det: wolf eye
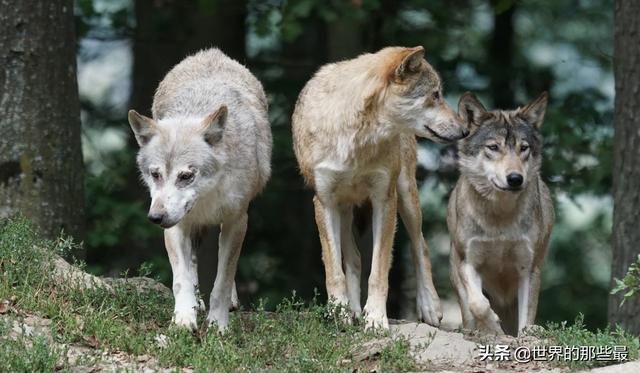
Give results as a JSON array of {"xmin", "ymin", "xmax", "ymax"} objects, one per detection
[
  {"xmin": 432, "ymin": 91, "xmax": 440, "ymax": 100},
  {"xmin": 486, "ymin": 144, "xmax": 499, "ymax": 151},
  {"xmin": 520, "ymin": 144, "xmax": 530, "ymax": 152},
  {"xmin": 178, "ymin": 172, "xmax": 194, "ymax": 182},
  {"xmin": 150, "ymin": 170, "xmax": 161, "ymax": 180}
]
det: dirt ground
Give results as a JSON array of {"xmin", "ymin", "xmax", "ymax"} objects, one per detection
[{"xmin": 1, "ymin": 264, "xmax": 636, "ymax": 372}]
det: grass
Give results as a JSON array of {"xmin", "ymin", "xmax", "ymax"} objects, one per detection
[
  {"xmin": 536, "ymin": 314, "xmax": 640, "ymax": 369},
  {"xmin": 0, "ymin": 317, "xmax": 67, "ymax": 372},
  {"xmin": 0, "ymin": 217, "xmax": 417, "ymax": 371}
]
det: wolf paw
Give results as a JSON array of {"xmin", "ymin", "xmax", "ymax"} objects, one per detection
[
  {"xmin": 325, "ymin": 299, "xmax": 353, "ymax": 325},
  {"xmin": 207, "ymin": 308, "xmax": 230, "ymax": 334},
  {"xmin": 363, "ymin": 305, "xmax": 389, "ymax": 330},
  {"xmin": 364, "ymin": 313, "xmax": 389, "ymax": 330},
  {"xmin": 416, "ymin": 290, "xmax": 443, "ymax": 327},
  {"xmin": 172, "ymin": 309, "xmax": 197, "ymax": 331}
]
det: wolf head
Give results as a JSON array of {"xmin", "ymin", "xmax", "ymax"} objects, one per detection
[
  {"xmin": 456, "ymin": 92, "xmax": 548, "ymax": 196},
  {"xmin": 377, "ymin": 46, "xmax": 468, "ymax": 143},
  {"xmin": 128, "ymin": 106, "xmax": 228, "ymax": 228}
]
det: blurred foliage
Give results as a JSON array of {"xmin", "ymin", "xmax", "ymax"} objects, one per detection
[
  {"xmin": 611, "ymin": 255, "xmax": 640, "ymax": 306},
  {"xmin": 75, "ymin": 0, "xmax": 614, "ymax": 328}
]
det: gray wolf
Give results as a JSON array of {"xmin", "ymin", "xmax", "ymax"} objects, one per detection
[
  {"xmin": 448, "ymin": 92, "xmax": 554, "ymax": 336},
  {"xmin": 128, "ymin": 48, "xmax": 272, "ymax": 332},
  {"xmin": 292, "ymin": 46, "xmax": 468, "ymax": 329}
]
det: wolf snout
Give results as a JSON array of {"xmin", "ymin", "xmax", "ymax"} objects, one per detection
[
  {"xmin": 506, "ymin": 173, "xmax": 524, "ymax": 188},
  {"xmin": 147, "ymin": 211, "xmax": 166, "ymax": 225},
  {"xmin": 449, "ymin": 124, "xmax": 469, "ymax": 141}
]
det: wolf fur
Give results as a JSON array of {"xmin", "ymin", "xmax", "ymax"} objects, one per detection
[
  {"xmin": 292, "ymin": 46, "xmax": 468, "ymax": 329},
  {"xmin": 448, "ymin": 92, "xmax": 554, "ymax": 336},
  {"xmin": 128, "ymin": 48, "xmax": 272, "ymax": 332}
]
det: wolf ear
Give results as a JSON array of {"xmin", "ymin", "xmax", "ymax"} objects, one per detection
[
  {"xmin": 202, "ymin": 105, "xmax": 227, "ymax": 145},
  {"xmin": 128, "ymin": 110, "xmax": 157, "ymax": 147},
  {"xmin": 519, "ymin": 92, "xmax": 548, "ymax": 129},
  {"xmin": 458, "ymin": 92, "xmax": 487, "ymax": 128},
  {"xmin": 395, "ymin": 46, "xmax": 425, "ymax": 80}
]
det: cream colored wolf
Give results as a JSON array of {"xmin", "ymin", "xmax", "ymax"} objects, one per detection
[
  {"xmin": 292, "ymin": 46, "xmax": 468, "ymax": 329},
  {"xmin": 448, "ymin": 92, "xmax": 554, "ymax": 336},
  {"xmin": 128, "ymin": 48, "xmax": 272, "ymax": 332}
]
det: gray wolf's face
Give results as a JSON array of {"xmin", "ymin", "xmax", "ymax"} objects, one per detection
[
  {"xmin": 457, "ymin": 92, "xmax": 548, "ymax": 195},
  {"xmin": 128, "ymin": 106, "xmax": 227, "ymax": 228},
  {"xmin": 384, "ymin": 47, "xmax": 468, "ymax": 143}
]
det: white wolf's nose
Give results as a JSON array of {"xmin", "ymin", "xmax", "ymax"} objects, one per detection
[{"xmin": 148, "ymin": 212, "xmax": 165, "ymax": 225}]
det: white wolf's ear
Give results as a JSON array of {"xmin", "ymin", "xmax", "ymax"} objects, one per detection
[
  {"xmin": 458, "ymin": 92, "xmax": 487, "ymax": 128},
  {"xmin": 202, "ymin": 105, "xmax": 227, "ymax": 145},
  {"xmin": 395, "ymin": 46, "xmax": 425, "ymax": 80},
  {"xmin": 519, "ymin": 92, "xmax": 548, "ymax": 129},
  {"xmin": 128, "ymin": 110, "xmax": 157, "ymax": 147}
]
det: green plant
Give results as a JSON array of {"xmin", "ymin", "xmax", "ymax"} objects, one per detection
[
  {"xmin": 0, "ymin": 217, "xmax": 417, "ymax": 370},
  {"xmin": 537, "ymin": 314, "xmax": 640, "ymax": 369},
  {"xmin": 611, "ymin": 254, "xmax": 640, "ymax": 305}
]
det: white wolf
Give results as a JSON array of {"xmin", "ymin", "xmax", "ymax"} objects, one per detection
[{"xmin": 128, "ymin": 48, "xmax": 272, "ymax": 332}]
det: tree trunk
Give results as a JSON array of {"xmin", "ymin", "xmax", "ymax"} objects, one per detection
[
  {"xmin": 130, "ymin": 0, "xmax": 247, "ymax": 117},
  {"xmin": 489, "ymin": 0, "xmax": 516, "ymax": 108},
  {"xmin": 609, "ymin": 0, "xmax": 640, "ymax": 334},
  {"xmin": 0, "ymin": 0, "xmax": 84, "ymax": 239}
]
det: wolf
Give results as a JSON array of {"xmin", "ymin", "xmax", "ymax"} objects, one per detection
[
  {"xmin": 127, "ymin": 48, "xmax": 272, "ymax": 332},
  {"xmin": 448, "ymin": 92, "xmax": 554, "ymax": 336},
  {"xmin": 292, "ymin": 46, "xmax": 468, "ymax": 329}
]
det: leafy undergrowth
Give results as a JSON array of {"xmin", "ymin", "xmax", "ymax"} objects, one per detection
[
  {"xmin": 536, "ymin": 314, "xmax": 640, "ymax": 370},
  {"xmin": 0, "ymin": 217, "xmax": 417, "ymax": 371}
]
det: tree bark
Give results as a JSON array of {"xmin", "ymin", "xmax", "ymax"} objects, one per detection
[
  {"xmin": 609, "ymin": 0, "xmax": 640, "ymax": 334},
  {"xmin": 0, "ymin": 0, "xmax": 84, "ymax": 239},
  {"xmin": 489, "ymin": 0, "xmax": 516, "ymax": 108},
  {"xmin": 130, "ymin": 0, "xmax": 247, "ymax": 116}
]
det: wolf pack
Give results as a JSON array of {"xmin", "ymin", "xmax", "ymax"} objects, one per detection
[{"xmin": 127, "ymin": 46, "xmax": 554, "ymax": 337}]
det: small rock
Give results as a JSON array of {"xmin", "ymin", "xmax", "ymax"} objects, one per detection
[
  {"xmin": 0, "ymin": 299, "xmax": 9, "ymax": 314},
  {"xmin": 155, "ymin": 334, "xmax": 169, "ymax": 348},
  {"xmin": 351, "ymin": 338, "xmax": 392, "ymax": 362}
]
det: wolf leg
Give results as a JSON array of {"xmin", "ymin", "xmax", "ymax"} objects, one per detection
[
  {"xmin": 517, "ymin": 261, "xmax": 540, "ymax": 335},
  {"xmin": 517, "ymin": 272, "xmax": 531, "ymax": 335},
  {"xmin": 165, "ymin": 225, "xmax": 199, "ymax": 330},
  {"xmin": 516, "ymin": 243, "xmax": 535, "ymax": 335},
  {"xmin": 450, "ymin": 245, "xmax": 474, "ymax": 329},
  {"xmin": 364, "ymin": 180, "xmax": 397, "ymax": 330},
  {"xmin": 459, "ymin": 262, "xmax": 503, "ymax": 334},
  {"xmin": 397, "ymin": 170, "xmax": 442, "ymax": 327},
  {"xmin": 340, "ymin": 206, "xmax": 362, "ymax": 316},
  {"xmin": 207, "ymin": 212, "xmax": 247, "ymax": 333},
  {"xmin": 526, "ymin": 266, "xmax": 541, "ymax": 325},
  {"xmin": 230, "ymin": 281, "xmax": 239, "ymax": 311},
  {"xmin": 314, "ymin": 195, "xmax": 349, "ymax": 309}
]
